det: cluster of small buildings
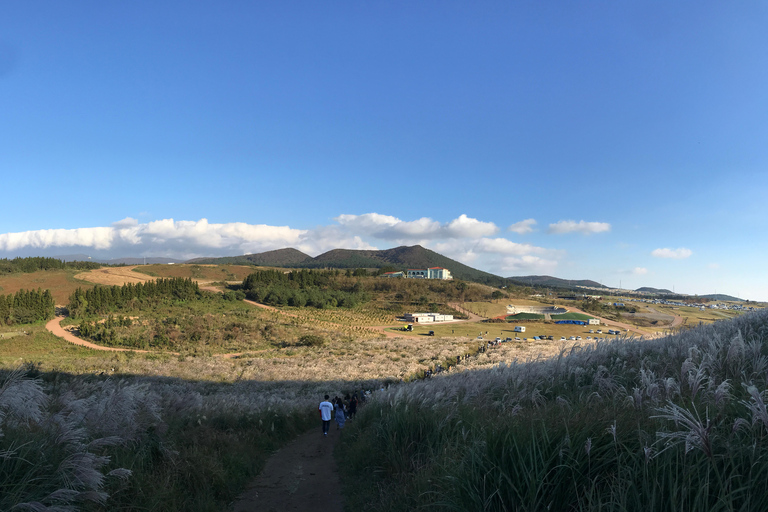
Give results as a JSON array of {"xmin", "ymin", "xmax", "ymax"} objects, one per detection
[
  {"xmin": 630, "ymin": 298, "xmax": 759, "ymax": 312},
  {"xmin": 403, "ymin": 312, "xmax": 455, "ymax": 323},
  {"xmin": 381, "ymin": 267, "xmax": 453, "ymax": 280},
  {"xmin": 554, "ymin": 318, "xmax": 601, "ymax": 326}
]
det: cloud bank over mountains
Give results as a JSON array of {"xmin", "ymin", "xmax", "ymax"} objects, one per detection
[{"xmin": 0, "ymin": 214, "xmax": 614, "ymax": 275}]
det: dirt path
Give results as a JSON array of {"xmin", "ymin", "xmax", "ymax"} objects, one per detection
[
  {"xmin": 448, "ymin": 302, "xmax": 486, "ymax": 322},
  {"xmin": 232, "ymin": 426, "xmax": 344, "ymax": 512},
  {"xmin": 45, "ymin": 315, "xmax": 150, "ymax": 353}
]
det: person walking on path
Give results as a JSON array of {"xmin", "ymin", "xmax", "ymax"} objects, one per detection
[
  {"xmin": 319, "ymin": 395, "xmax": 334, "ymax": 436},
  {"xmin": 334, "ymin": 399, "xmax": 346, "ymax": 430}
]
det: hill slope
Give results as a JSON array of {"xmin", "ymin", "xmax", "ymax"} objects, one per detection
[
  {"xmin": 636, "ymin": 286, "xmax": 675, "ymax": 295},
  {"xmin": 700, "ymin": 293, "xmax": 743, "ymax": 302},
  {"xmin": 188, "ymin": 248, "xmax": 312, "ymax": 267},
  {"xmin": 507, "ymin": 275, "xmax": 606, "ymax": 289},
  {"xmin": 189, "ymin": 245, "xmax": 507, "ymax": 286}
]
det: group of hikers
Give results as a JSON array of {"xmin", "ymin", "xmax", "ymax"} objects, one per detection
[{"xmin": 318, "ymin": 391, "xmax": 364, "ymax": 436}]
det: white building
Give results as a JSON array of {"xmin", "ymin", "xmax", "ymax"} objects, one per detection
[
  {"xmin": 588, "ymin": 318, "xmax": 600, "ymax": 325},
  {"xmin": 406, "ymin": 267, "xmax": 452, "ymax": 280},
  {"xmin": 404, "ymin": 312, "xmax": 454, "ymax": 323}
]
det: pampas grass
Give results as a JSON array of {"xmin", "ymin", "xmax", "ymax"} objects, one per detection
[{"xmin": 339, "ymin": 308, "xmax": 768, "ymax": 511}]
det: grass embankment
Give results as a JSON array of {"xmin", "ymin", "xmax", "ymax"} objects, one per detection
[
  {"xmin": 339, "ymin": 309, "xmax": 768, "ymax": 511},
  {"xmin": 506, "ymin": 312, "xmax": 544, "ymax": 320}
]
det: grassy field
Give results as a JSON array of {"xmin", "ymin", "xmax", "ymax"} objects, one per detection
[
  {"xmin": 3, "ymin": 266, "xmax": 765, "ymax": 511},
  {"xmin": 339, "ymin": 309, "xmax": 768, "ymax": 511},
  {"xmin": 398, "ymin": 319, "xmax": 623, "ymax": 341},
  {"xmin": 132, "ymin": 263, "xmax": 257, "ymax": 281},
  {"xmin": 0, "ymin": 269, "xmax": 93, "ymax": 303},
  {"xmin": 658, "ymin": 304, "xmax": 744, "ymax": 325}
]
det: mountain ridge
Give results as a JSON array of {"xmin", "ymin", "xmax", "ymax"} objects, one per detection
[
  {"xmin": 506, "ymin": 275, "xmax": 606, "ymax": 289},
  {"xmin": 189, "ymin": 245, "xmax": 507, "ymax": 286}
]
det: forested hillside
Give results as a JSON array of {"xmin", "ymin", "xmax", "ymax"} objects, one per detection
[
  {"xmin": 0, "ymin": 289, "xmax": 55, "ymax": 325},
  {"xmin": 0, "ymin": 256, "xmax": 100, "ymax": 274}
]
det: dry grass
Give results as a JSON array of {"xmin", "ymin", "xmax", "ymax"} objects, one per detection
[
  {"xmin": 133, "ymin": 263, "xmax": 256, "ymax": 281},
  {"xmin": 406, "ymin": 320, "xmax": 617, "ymax": 340},
  {"xmin": 0, "ymin": 269, "xmax": 93, "ymax": 303},
  {"xmin": 74, "ymin": 266, "xmax": 156, "ymax": 286}
]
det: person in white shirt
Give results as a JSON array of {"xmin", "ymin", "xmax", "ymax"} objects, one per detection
[{"xmin": 319, "ymin": 395, "xmax": 334, "ymax": 436}]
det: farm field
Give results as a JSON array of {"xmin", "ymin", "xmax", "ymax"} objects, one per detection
[
  {"xmin": 403, "ymin": 320, "xmax": 625, "ymax": 342},
  {"xmin": 462, "ymin": 298, "xmax": 573, "ymax": 319},
  {"xmin": 132, "ymin": 263, "xmax": 257, "ymax": 282},
  {"xmin": 0, "ymin": 269, "xmax": 94, "ymax": 303},
  {"xmin": 657, "ymin": 304, "xmax": 745, "ymax": 324}
]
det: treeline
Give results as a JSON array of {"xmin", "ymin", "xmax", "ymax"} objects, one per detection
[
  {"xmin": 242, "ymin": 269, "xmax": 369, "ymax": 309},
  {"xmin": 78, "ymin": 315, "xmax": 134, "ymax": 343},
  {"xmin": 0, "ymin": 256, "xmax": 101, "ymax": 274},
  {"xmin": 0, "ymin": 289, "xmax": 55, "ymax": 325},
  {"xmin": 68, "ymin": 277, "xmax": 201, "ymax": 318}
]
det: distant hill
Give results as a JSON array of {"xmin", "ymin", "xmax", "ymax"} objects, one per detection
[
  {"xmin": 507, "ymin": 275, "xmax": 606, "ymax": 289},
  {"xmin": 189, "ymin": 248, "xmax": 312, "ymax": 267},
  {"xmin": 636, "ymin": 287, "xmax": 675, "ymax": 295},
  {"xmin": 189, "ymin": 245, "xmax": 508, "ymax": 286},
  {"xmin": 700, "ymin": 294, "xmax": 743, "ymax": 302}
]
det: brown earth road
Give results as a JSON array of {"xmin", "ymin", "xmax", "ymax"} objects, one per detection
[
  {"xmin": 45, "ymin": 315, "xmax": 150, "ymax": 353},
  {"xmin": 231, "ymin": 426, "xmax": 344, "ymax": 512},
  {"xmin": 448, "ymin": 302, "xmax": 486, "ymax": 322},
  {"xmin": 243, "ymin": 300, "xmax": 405, "ymax": 339},
  {"xmin": 646, "ymin": 306, "xmax": 684, "ymax": 328}
]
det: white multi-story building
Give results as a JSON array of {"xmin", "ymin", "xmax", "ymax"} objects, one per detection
[{"xmin": 406, "ymin": 267, "xmax": 452, "ymax": 280}]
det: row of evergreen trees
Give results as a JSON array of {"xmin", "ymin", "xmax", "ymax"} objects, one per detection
[
  {"xmin": 241, "ymin": 269, "xmax": 369, "ymax": 309},
  {"xmin": 0, "ymin": 257, "xmax": 101, "ymax": 274},
  {"xmin": 0, "ymin": 288, "xmax": 55, "ymax": 325},
  {"xmin": 68, "ymin": 278, "xmax": 201, "ymax": 318}
]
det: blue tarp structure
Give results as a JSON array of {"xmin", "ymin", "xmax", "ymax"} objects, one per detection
[{"xmin": 555, "ymin": 320, "xmax": 587, "ymax": 325}]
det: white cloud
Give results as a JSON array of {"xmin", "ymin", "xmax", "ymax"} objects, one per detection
[
  {"xmin": 0, "ymin": 213, "xmax": 559, "ymax": 274},
  {"xmin": 0, "ymin": 218, "xmax": 308, "ymax": 259},
  {"xmin": 444, "ymin": 214, "xmax": 498, "ymax": 238},
  {"xmin": 708, "ymin": 263, "xmax": 720, "ymax": 270},
  {"xmin": 633, "ymin": 267, "xmax": 648, "ymax": 275},
  {"xmin": 501, "ymin": 255, "xmax": 558, "ymax": 274},
  {"xmin": 651, "ymin": 247, "xmax": 692, "ymax": 259},
  {"xmin": 474, "ymin": 237, "xmax": 550, "ymax": 256},
  {"xmin": 112, "ymin": 217, "xmax": 139, "ymax": 228},
  {"xmin": 508, "ymin": 218, "xmax": 537, "ymax": 234},
  {"xmin": 334, "ymin": 213, "xmax": 497, "ymax": 240},
  {"xmin": 548, "ymin": 220, "xmax": 611, "ymax": 235}
]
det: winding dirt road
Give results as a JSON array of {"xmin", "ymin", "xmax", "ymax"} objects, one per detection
[{"xmin": 45, "ymin": 315, "xmax": 149, "ymax": 353}]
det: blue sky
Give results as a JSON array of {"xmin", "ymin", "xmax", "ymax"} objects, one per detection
[{"xmin": 1, "ymin": 2, "xmax": 767, "ymax": 300}]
